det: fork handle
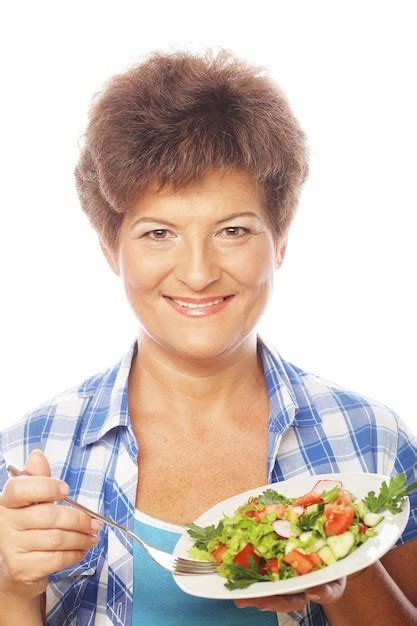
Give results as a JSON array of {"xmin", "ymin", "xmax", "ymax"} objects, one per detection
[{"xmin": 6, "ymin": 464, "xmax": 143, "ymax": 546}]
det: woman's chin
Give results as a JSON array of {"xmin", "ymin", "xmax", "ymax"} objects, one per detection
[
  {"xmin": 148, "ymin": 332, "xmax": 243, "ymax": 363},
  {"xmin": 169, "ymin": 340, "xmax": 232, "ymax": 362}
]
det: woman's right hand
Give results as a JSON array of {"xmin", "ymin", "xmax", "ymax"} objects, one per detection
[{"xmin": 0, "ymin": 449, "xmax": 101, "ymax": 601}]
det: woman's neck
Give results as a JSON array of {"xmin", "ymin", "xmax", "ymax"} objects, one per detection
[{"xmin": 128, "ymin": 332, "xmax": 268, "ymax": 429}]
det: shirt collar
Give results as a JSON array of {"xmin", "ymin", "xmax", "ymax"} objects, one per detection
[
  {"xmin": 81, "ymin": 335, "xmax": 319, "ymax": 446},
  {"xmin": 258, "ymin": 334, "xmax": 322, "ymax": 429},
  {"xmin": 81, "ymin": 342, "xmax": 137, "ymax": 446},
  {"xmin": 257, "ymin": 334, "xmax": 298, "ymax": 434}
]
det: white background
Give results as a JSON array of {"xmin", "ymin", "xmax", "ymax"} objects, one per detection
[{"xmin": 0, "ymin": 1, "xmax": 415, "ymax": 432}]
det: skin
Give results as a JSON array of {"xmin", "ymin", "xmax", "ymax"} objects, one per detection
[{"xmin": 102, "ymin": 169, "xmax": 286, "ymax": 370}]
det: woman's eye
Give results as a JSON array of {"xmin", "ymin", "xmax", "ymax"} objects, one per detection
[
  {"xmin": 145, "ymin": 229, "xmax": 171, "ymax": 239},
  {"xmin": 222, "ymin": 226, "xmax": 249, "ymax": 237}
]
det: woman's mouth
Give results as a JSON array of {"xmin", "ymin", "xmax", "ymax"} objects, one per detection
[{"xmin": 163, "ymin": 295, "xmax": 234, "ymax": 317}]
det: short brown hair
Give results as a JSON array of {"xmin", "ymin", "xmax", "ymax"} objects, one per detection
[{"xmin": 74, "ymin": 48, "xmax": 309, "ymax": 250}]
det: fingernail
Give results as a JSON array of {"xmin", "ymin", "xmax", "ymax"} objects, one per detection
[
  {"xmin": 307, "ymin": 594, "xmax": 320, "ymax": 601},
  {"xmin": 91, "ymin": 519, "xmax": 104, "ymax": 530},
  {"xmin": 59, "ymin": 482, "xmax": 70, "ymax": 495}
]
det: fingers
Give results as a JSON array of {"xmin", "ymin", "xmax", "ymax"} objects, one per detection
[
  {"xmin": 0, "ymin": 455, "xmax": 101, "ymax": 599},
  {"xmin": 0, "ymin": 475, "xmax": 70, "ymax": 508},
  {"xmin": 235, "ymin": 577, "xmax": 348, "ymax": 613},
  {"xmin": 305, "ymin": 577, "xmax": 347, "ymax": 605},
  {"xmin": 6, "ymin": 550, "xmax": 92, "ymax": 584},
  {"xmin": 17, "ymin": 528, "xmax": 100, "ymax": 552},
  {"xmin": 23, "ymin": 449, "xmax": 51, "ymax": 477},
  {"xmin": 0, "ymin": 506, "xmax": 101, "ymax": 589},
  {"xmin": 17, "ymin": 502, "xmax": 102, "ymax": 536},
  {"xmin": 235, "ymin": 592, "xmax": 307, "ymax": 613}
]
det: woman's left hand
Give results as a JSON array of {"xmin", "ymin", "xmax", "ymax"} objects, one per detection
[{"xmin": 234, "ymin": 576, "xmax": 347, "ymax": 613}]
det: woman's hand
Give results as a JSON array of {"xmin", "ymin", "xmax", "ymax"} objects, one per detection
[
  {"xmin": 234, "ymin": 576, "xmax": 347, "ymax": 613},
  {"xmin": 0, "ymin": 450, "xmax": 100, "ymax": 602}
]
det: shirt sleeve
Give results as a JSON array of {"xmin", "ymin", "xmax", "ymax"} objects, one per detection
[{"xmin": 393, "ymin": 419, "xmax": 417, "ymax": 546}]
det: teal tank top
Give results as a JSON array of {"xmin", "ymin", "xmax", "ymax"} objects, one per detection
[{"xmin": 132, "ymin": 509, "xmax": 278, "ymax": 625}]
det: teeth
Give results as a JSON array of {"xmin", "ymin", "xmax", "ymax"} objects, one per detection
[{"xmin": 172, "ymin": 297, "xmax": 226, "ymax": 309}]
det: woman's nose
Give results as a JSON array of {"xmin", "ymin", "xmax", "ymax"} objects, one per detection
[{"xmin": 173, "ymin": 239, "xmax": 221, "ymax": 290}]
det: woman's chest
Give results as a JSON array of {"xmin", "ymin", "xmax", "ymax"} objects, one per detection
[{"xmin": 133, "ymin": 420, "xmax": 270, "ymax": 525}]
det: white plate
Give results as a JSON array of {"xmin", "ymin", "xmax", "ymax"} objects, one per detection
[{"xmin": 173, "ymin": 472, "xmax": 409, "ymax": 599}]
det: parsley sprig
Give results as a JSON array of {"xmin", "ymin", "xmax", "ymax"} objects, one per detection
[
  {"xmin": 363, "ymin": 474, "xmax": 417, "ymax": 514},
  {"xmin": 258, "ymin": 489, "xmax": 289, "ymax": 505},
  {"xmin": 298, "ymin": 509, "xmax": 323, "ymax": 531},
  {"xmin": 222, "ymin": 560, "xmax": 274, "ymax": 590},
  {"xmin": 187, "ymin": 522, "xmax": 223, "ymax": 550}
]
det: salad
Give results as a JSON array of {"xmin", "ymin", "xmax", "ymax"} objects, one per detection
[{"xmin": 187, "ymin": 474, "xmax": 416, "ymax": 590}]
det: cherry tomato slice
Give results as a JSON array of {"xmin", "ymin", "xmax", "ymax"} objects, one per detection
[
  {"xmin": 295, "ymin": 492, "xmax": 324, "ymax": 507},
  {"xmin": 324, "ymin": 505, "xmax": 355, "ymax": 536},
  {"xmin": 233, "ymin": 544, "xmax": 262, "ymax": 569},
  {"xmin": 213, "ymin": 544, "xmax": 227, "ymax": 563},
  {"xmin": 283, "ymin": 549, "xmax": 314, "ymax": 575}
]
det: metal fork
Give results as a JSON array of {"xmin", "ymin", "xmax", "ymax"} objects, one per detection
[{"xmin": 6, "ymin": 465, "xmax": 218, "ymax": 576}]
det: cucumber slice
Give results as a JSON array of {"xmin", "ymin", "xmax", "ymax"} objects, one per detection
[
  {"xmin": 354, "ymin": 499, "xmax": 370, "ymax": 520},
  {"xmin": 363, "ymin": 512, "xmax": 383, "ymax": 527},
  {"xmin": 305, "ymin": 503, "xmax": 320, "ymax": 514},
  {"xmin": 327, "ymin": 532, "xmax": 355, "ymax": 559},
  {"xmin": 284, "ymin": 537, "xmax": 300, "ymax": 555},
  {"xmin": 310, "ymin": 537, "xmax": 327, "ymax": 552},
  {"xmin": 298, "ymin": 531, "xmax": 326, "ymax": 553},
  {"xmin": 317, "ymin": 545, "xmax": 337, "ymax": 565}
]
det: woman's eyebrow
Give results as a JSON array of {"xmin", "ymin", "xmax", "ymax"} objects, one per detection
[
  {"xmin": 132, "ymin": 217, "xmax": 177, "ymax": 228},
  {"xmin": 215, "ymin": 212, "xmax": 262, "ymax": 224},
  {"xmin": 132, "ymin": 212, "xmax": 261, "ymax": 228}
]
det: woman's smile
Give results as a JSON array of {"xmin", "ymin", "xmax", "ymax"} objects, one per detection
[{"xmin": 163, "ymin": 294, "xmax": 235, "ymax": 317}]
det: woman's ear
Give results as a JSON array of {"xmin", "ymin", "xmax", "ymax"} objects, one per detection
[
  {"xmin": 275, "ymin": 236, "xmax": 288, "ymax": 269},
  {"xmin": 99, "ymin": 239, "xmax": 120, "ymax": 276}
]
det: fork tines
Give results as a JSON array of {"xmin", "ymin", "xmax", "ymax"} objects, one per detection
[{"xmin": 174, "ymin": 558, "xmax": 218, "ymax": 575}]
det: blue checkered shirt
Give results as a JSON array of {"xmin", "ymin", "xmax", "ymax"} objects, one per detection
[{"xmin": 1, "ymin": 336, "xmax": 416, "ymax": 626}]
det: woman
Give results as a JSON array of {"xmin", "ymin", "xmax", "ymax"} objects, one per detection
[{"xmin": 0, "ymin": 49, "xmax": 416, "ymax": 626}]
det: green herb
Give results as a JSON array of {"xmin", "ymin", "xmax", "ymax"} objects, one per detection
[
  {"xmin": 363, "ymin": 474, "xmax": 417, "ymax": 514},
  {"xmin": 278, "ymin": 564, "xmax": 297, "ymax": 580},
  {"xmin": 313, "ymin": 514, "xmax": 326, "ymax": 538},
  {"xmin": 222, "ymin": 561, "xmax": 274, "ymax": 590},
  {"xmin": 186, "ymin": 522, "xmax": 223, "ymax": 550},
  {"xmin": 321, "ymin": 486, "xmax": 340, "ymax": 504},
  {"xmin": 258, "ymin": 489, "xmax": 289, "ymax": 505},
  {"xmin": 298, "ymin": 511, "xmax": 322, "ymax": 531}
]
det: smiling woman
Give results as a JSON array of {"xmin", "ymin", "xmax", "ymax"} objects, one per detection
[
  {"xmin": 101, "ymin": 170, "xmax": 283, "ymax": 361},
  {"xmin": 0, "ymin": 48, "xmax": 416, "ymax": 626}
]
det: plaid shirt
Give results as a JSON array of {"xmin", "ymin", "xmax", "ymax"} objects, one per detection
[{"xmin": 1, "ymin": 336, "xmax": 416, "ymax": 626}]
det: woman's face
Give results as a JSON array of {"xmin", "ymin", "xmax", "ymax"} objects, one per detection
[{"xmin": 103, "ymin": 169, "xmax": 286, "ymax": 361}]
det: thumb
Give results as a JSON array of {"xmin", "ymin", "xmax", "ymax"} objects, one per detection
[
  {"xmin": 305, "ymin": 577, "xmax": 347, "ymax": 605},
  {"xmin": 24, "ymin": 448, "xmax": 51, "ymax": 477}
]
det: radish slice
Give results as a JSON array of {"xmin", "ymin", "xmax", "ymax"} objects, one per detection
[
  {"xmin": 312, "ymin": 479, "xmax": 342, "ymax": 494},
  {"xmin": 272, "ymin": 519, "xmax": 293, "ymax": 538},
  {"xmin": 292, "ymin": 506, "xmax": 305, "ymax": 516}
]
